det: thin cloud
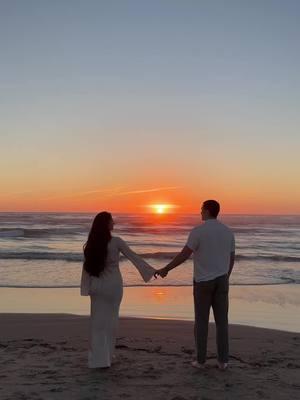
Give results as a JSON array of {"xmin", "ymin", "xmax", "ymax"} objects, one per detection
[
  {"xmin": 78, "ymin": 187, "xmax": 125, "ymax": 196},
  {"xmin": 117, "ymin": 186, "xmax": 182, "ymax": 196},
  {"xmin": 33, "ymin": 186, "xmax": 182, "ymax": 201}
]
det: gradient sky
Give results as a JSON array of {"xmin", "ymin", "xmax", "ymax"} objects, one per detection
[{"xmin": 0, "ymin": 1, "xmax": 299, "ymax": 214}]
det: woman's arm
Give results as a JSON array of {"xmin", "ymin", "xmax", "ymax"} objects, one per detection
[{"xmin": 118, "ymin": 238, "xmax": 155, "ymax": 282}]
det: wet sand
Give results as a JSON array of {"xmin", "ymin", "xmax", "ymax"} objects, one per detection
[{"xmin": 0, "ymin": 285, "xmax": 299, "ymax": 332}]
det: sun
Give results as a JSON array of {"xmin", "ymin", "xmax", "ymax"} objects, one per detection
[
  {"xmin": 154, "ymin": 204, "xmax": 168, "ymax": 214},
  {"xmin": 148, "ymin": 204, "xmax": 177, "ymax": 214}
]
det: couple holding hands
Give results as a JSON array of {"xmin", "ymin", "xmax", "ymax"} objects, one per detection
[{"xmin": 81, "ymin": 200, "xmax": 235, "ymax": 370}]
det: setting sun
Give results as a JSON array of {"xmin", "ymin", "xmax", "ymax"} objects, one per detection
[{"xmin": 149, "ymin": 204, "xmax": 178, "ymax": 214}]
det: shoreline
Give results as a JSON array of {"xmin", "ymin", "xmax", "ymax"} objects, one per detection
[
  {"xmin": 0, "ymin": 314, "xmax": 299, "ymax": 399},
  {"xmin": 1, "ymin": 281, "xmax": 298, "ymax": 287},
  {"xmin": 0, "ymin": 284, "xmax": 299, "ymax": 332}
]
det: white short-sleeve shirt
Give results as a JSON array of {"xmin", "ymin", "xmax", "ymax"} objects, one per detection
[{"xmin": 186, "ymin": 219, "xmax": 235, "ymax": 282}]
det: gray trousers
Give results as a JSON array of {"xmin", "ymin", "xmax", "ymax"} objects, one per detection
[{"xmin": 193, "ymin": 274, "xmax": 229, "ymax": 363}]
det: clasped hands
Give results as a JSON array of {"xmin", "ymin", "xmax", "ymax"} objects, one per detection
[{"xmin": 154, "ymin": 266, "xmax": 169, "ymax": 279}]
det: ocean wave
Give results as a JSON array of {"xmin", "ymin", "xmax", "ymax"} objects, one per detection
[
  {"xmin": 0, "ymin": 228, "xmax": 85, "ymax": 238},
  {"xmin": 0, "ymin": 251, "xmax": 83, "ymax": 261},
  {"xmin": 0, "ymin": 251, "xmax": 299, "ymax": 263},
  {"xmin": 0, "ymin": 223, "xmax": 297, "ymax": 235},
  {"xmin": 236, "ymin": 254, "xmax": 300, "ymax": 262},
  {"xmin": 0, "ymin": 226, "xmax": 189, "ymax": 237},
  {"xmin": 1, "ymin": 223, "xmax": 299, "ymax": 239}
]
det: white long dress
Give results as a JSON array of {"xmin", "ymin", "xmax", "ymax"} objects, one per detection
[{"xmin": 80, "ymin": 236, "xmax": 155, "ymax": 368}]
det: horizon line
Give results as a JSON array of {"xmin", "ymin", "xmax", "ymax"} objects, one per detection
[{"xmin": 0, "ymin": 210, "xmax": 299, "ymax": 217}]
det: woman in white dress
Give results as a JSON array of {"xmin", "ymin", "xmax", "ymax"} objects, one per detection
[{"xmin": 80, "ymin": 212, "xmax": 155, "ymax": 369}]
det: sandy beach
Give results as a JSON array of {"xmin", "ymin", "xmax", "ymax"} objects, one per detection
[{"xmin": 0, "ymin": 314, "xmax": 299, "ymax": 400}]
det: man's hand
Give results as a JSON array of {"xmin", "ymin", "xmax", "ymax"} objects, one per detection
[
  {"xmin": 154, "ymin": 246, "xmax": 193, "ymax": 279},
  {"xmin": 154, "ymin": 267, "xmax": 169, "ymax": 279}
]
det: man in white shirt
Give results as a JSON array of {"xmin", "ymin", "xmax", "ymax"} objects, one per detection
[{"xmin": 156, "ymin": 200, "xmax": 235, "ymax": 370}]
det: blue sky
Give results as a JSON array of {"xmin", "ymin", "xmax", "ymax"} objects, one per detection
[{"xmin": 0, "ymin": 1, "xmax": 299, "ymax": 212}]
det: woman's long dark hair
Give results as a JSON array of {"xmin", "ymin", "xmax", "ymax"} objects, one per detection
[{"xmin": 83, "ymin": 212, "xmax": 112, "ymax": 277}]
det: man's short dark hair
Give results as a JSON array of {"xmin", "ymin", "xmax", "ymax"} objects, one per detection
[{"xmin": 202, "ymin": 200, "xmax": 220, "ymax": 218}]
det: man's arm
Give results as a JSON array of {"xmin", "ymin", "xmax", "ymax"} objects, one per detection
[
  {"xmin": 228, "ymin": 251, "xmax": 235, "ymax": 277},
  {"xmin": 155, "ymin": 246, "xmax": 193, "ymax": 278}
]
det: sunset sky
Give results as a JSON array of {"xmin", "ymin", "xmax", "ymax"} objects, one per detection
[{"xmin": 1, "ymin": 1, "xmax": 299, "ymax": 214}]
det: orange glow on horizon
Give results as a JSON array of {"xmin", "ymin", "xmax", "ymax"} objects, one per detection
[{"xmin": 0, "ymin": 182, "xmax": 299, "ymax": 215}]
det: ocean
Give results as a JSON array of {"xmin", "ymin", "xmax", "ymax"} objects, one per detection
[{"xmin": 0, "ymin": 212, "xmax": 299, "ymax": 289}]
